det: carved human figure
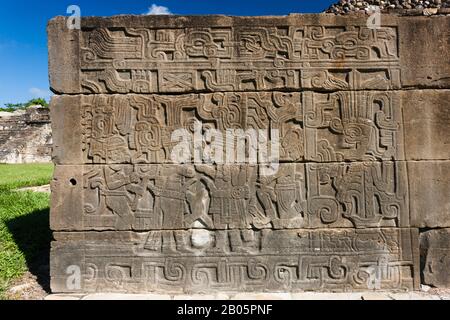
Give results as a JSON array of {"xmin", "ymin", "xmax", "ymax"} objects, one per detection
[
  {"xmin": 146, "ymin": 166, "xmax": 197, "ymax": 253},
  {"xmin": 256, "ymin": 165, "xmax": 305, "ymax": 228},
  {"xmin": 104, "ymin": 165, "xmax": 140, "ymax": 229},
  {"xmin": 334, "ymin": 163, "xmax": 400, "ymax": 228},
  {"xmin": 132, "ymin": 119, "xmax": 163, "ymax": 163},
  {"xmin": 196, "ymin": 165, "xmax": 260, "ymax": 253}
]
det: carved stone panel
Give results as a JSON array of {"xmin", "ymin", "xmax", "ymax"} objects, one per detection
[
  {"xmin": 303, "ymin": 91, "xmax": 403, "ymax": 162},
  {"xmin": 51, "ymin": 162, "xmax": 409, "ymax": 231},
  {"xmin": 47, "ymin": 14, "xmax": 450, "ymax": 293},
  {"xmin": 48, "ymin": 15, "xmax": 408, "ymax": 94},
  {"xmin": 50, "ymin": 90, "xmax": 407, "ymax": 165},
  {"xmin": 78, "ymin": 92, "xmax": 304, "ymax": 164},
  {"xmin": 420, "ymin": 228, "xmax": 450, "ymax": 288},
  {"xmin": 50, "ymin": 228, "xmax": 419, "ymax": 293},
  {"xmin": 78, "ymin": 25, "xmax": 399, "ymax": 93},
  {"xmin": 409, "ymin": 161, "xmax": 450, "ymax": 228},
  {"xmin": 402, "ymin": 90, "xmax": 450, "ymax": 161}
]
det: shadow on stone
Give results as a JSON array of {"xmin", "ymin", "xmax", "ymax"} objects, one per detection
[{"xmin": 6, "ymin": 207, "xmax": 52, "ymax": 293}]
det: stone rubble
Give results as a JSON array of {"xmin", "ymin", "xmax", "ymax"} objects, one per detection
[
  {"xmin": 325, "ymin": 0, "xmax": 450, "ymax": 14},
  {"xmin": 0, "ymin": 106, "xmax": 52, "ymax": 163}
]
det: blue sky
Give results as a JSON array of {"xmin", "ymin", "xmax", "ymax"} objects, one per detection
[{"xmin": 0, "ymin": 0, "xmax": 335, "ymax": 107}]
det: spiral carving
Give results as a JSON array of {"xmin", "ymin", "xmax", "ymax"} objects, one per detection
[{"xmin": 164, "ymin": 260, "xmax": 186, "ymax": 282}]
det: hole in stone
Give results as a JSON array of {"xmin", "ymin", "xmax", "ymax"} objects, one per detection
[{"xmin": 69, "ymin": 178, "xmax": 77, "ymax": 186}]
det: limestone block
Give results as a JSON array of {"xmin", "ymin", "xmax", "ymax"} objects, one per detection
[
  {"xmin": 47, "ymin": 13, "xmax": 450, "ymax": 295},
  {"xmin": 0, "ymin": 107, "xmax": 52, "ymax": 163},
  {"xmin": 420, "ymin": 229, "xmax": 450, "ymax": 288},
  {"xmin": 50, "ymin": 91, "xmax": 406, "ymax": 164},
  {"xmin": 50, "ymin": 228, "xmax": 419, "ymax": 293},
  {"xmin": 49, "ymin": 90, "xmax": 450, "ymax": 165},
  {"xmin": 48, "ymin": 14, "xmax": 414, "ymax": 94},
  {"xmin": 47, "ymin": 17, "xmax": 80, "ymax": 94},
  {"xmin": 399, "ymin": 16, "xmax": 450, "ymax": 89},
  {"xmin": 50, "ymin": 162, "xmax": 410, "ymax": 231},
  {"xmin": 402, "ymin": 90, "xmax": 450, "ymax": 161},
  {"xmin": 408, "ymin": 161, "xmax": 450, "ymax": 228}
]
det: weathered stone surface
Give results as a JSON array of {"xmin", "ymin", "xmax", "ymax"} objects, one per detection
[
  {"xmin": 50, "ymin": 162, "xmax": 409, "ymax": 231},
  {"xmin": 47, "ymin": 15, "xmax": 450, "ymax": 94},
  {"xmin": 48, "ymin": 13, "xmax": 450, "ymax": 293},
  {"xmin": 398, "ymin": 16, "xmax": 450, "ymax": 89},
  {"xmin": 50, "ymin": 228, "xmax": 419, "ymax": 293},
  {"xmin": 0, "ymin": 107, "xmax": 52, "ymax": 163},
  {"xmin": 50, "ymin": 91, "xmax": 406, "ymax": 164},
  {"xmin": 420, "ymin": 229, "xmax": 450, "ymax": 288},
  {"xmin": 402, "ymin": 90, "xmax": 450, "ymax": 161},
  {"xmin": 409, "ymin": 161, "xmax": 450, "ymax": 228},
  {"xmin": 47, "ymin": 18, "xmax": 80, "ymax": 94},
  {"xmin": 50, "ymin": 96, "xmax": 83, "ymax": 165},
  {"xmin": 50, "ymin": 90, "xmax": 450, "ymax": 164}
]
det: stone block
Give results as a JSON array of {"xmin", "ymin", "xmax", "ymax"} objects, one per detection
[
  {"xmin": 0, "ymin": 107, "xmax": 52, "ymax": 163},
  {"xmin": 50, "ymin": 95, "xmax": 82, "ymax": 165},
  {"xmin": 420, "ymin": 229, "xmax": 450, "ymax": 288},
  {"xmin": 48, "ymin": 14, "xmax": 431, "ymax": 94},
  {"xmin": 47, "ymin": 13, "xmax": 450, "ymax": 295},
  {"xmin": 408, "ymin": 161, "xmax": 450, "ymax": 228},
  {"xmin": 402, "ymin": 90, "xmax": 450, "ymax": 161},
  {"xmin": 399, "ymin": 16, "xmax": 450, "ymax": 89},
  {"xmin": 50, "ymin": 91, "xmax": 406, "ymax": 164},
  {"xmin": 49, "ymin": 90, "xmax": 450, "ymax": 165},
  {"xmin": 50, "ymin": 162, "xmax": 410, "ymax": 231},
  {"xmin": 47, "ymin": 17, "xmax": 80, "ymax": 94},
  {"xmin": 50, "ymin": 228, "xmax": 419, "ymax": 293}
]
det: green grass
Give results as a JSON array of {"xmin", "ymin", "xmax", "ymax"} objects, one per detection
[
  {"xmin": 0, "ymin": 164, "xmax": 54, "ymax": 191},
  {"xmin": 0, "ymin": 164, "xmax": 53, "ymax": 299}
]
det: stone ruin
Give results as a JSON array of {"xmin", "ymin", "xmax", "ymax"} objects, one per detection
[
  {"xmin": 0, "ymin": 106, "xmax": 52, "ymax": 163},
  {"xmin": 47, "ymin": 13, "xmax": 450, "ymax": 294}
]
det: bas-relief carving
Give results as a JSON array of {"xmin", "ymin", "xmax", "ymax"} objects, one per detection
[
  {"xmin": 80, "ymin": 92, "xmax": 303, "ymax": 163},
  {"xmin": 79, "ymin": 91, "xmax": 402, "ymax": 164},
  {"xmin": 303, "ymin": 91, "xmax": 403, "ymax": 162},
  {"xmin": 49, "ymin": 16, "xmax": 433, "ymax": 293},
  {"xmin": 79, "ymin": 26, "xmax": 400, "ymax": 93},
  {"xmin": 52, "ymin": 228, "xmax": 418, "ymax": 292},
  {"xmin": 79, "ymin": 162, "xmax": 408, "ymax": 230}
]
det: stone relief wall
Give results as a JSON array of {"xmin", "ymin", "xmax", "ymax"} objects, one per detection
[
  {"xmin": 48, "ymin": 14, "xmax": 450, "ymax": 293},
  {"xmin": 0, "ymin": 107, "xmax": 52, "ymax": 163}
]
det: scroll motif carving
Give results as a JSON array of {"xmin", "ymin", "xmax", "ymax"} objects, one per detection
[
  {"xmin": 80, "ymin": 93, "xmax": 304, "ymax": 164},
  {"xmin": 304, "ymin": 91, "xmax": 402, "ymax": 161},
  {"xmin": 51, "ymin": 228, "xmax": 418, "ymax": 292},
  {"xmin": 77, "ymin": 26, "xmax": 400, "ymax": 93},
  {"xmin": 78, "ymin": 91, "xmax": 403, "ymax": 164},
  {"xmin": 49, "ymin": 15, "xmax": 426, "ymax": 294}
]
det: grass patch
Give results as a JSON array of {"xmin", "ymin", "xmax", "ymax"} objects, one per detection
[
  {"xmin": 0, "ymin": 164, "xmax": 53, "ymax": 191},
  {"xmin": 0, "ymin": 164, "xmax": 53, "ymax": 299}
]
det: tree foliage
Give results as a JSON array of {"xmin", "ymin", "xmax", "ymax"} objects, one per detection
[{"xmin": 1, "ymin": 98, "xmax": 49, "ymax": 112}]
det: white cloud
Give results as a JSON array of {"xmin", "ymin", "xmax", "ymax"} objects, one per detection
[
  {"xmin": 145, "ymin": 4, "xmax": 172, "ymax": 15},
  {"xmin": 29, "ymin": 87, "xmax": 51, "ymax": 98}
]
